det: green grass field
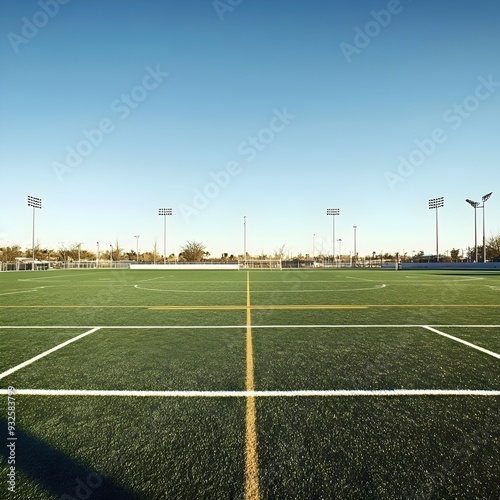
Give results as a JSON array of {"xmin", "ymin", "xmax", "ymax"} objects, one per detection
[{"xmin": 1, "ymin": 268, "xmax": 499, "ymax": 499}]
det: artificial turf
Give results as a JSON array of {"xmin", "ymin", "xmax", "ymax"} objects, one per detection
[{"xmin": 0, "ymin": 268, "xmax": 499, "ymax": 498}]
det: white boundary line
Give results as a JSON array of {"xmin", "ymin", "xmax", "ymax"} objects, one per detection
[
  {"xmin": 0, "ymin": 327, "xmax": 101, "ymax": 380},
  {"xmin": 0, "ymin": 288, "xmax": 43, "ymax": 296},
  {"xmin": 0, "ymin": 389, "xmax": 499, "ymax": 397},
  {"xmin": 133, "ymin": 285, "xmax": 386, "ymax": 293},
  {"xmin": 423, "ymin": 325, "xmax": 500, "ymax": 359},
  {"xmin": 1, "ymin": 325, "xmax": 500, "ymax": 329}
]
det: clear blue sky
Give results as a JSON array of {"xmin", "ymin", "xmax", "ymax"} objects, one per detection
[{"xmin": 1, "ymin": 0, "xmax": 499, "ymax": 259}]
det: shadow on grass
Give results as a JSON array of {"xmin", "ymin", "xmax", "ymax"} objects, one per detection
[{"xmin": 1, "ymin": 417, "xmax": 137, "ymax": 499}]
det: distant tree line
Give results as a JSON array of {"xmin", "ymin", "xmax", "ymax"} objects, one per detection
[{"xmin": 1, "ymin": 236, "xmax": 500, "ymax": 264}]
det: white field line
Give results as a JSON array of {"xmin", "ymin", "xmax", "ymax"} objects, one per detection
[
  {"xmin": 18, "ymin": 274, "xmax": 83, "ymax": 281},
  {"xmin": 137, "ymin": 276, "xmax": 167, "ymax": 283},
  {"xmin": 133, "ymin": 285, "xmax": 386, "ymax": 293},
  {"xmin": 0, "ymin": 285, "xmax": 56, "ymax": 296},
  {"xmin": 0, "ymin": 325, "xmax": 499, "ymax": 330},
  {"xmin": 136, "ymin": 279, "xmax": 246, "ymax": 283},
  {"xmin": 248, "ymin": 285, "xmax": 386, "ymax": 292},
  {"xmin": 0, "ymin": 289, "xmax": 40, "ymax": 296},
  {"xmin": 423, "ymin": 326, "xmax": 500, "ymax": 359},
  {"xmin": 134, "ymin": 285, "xmax": 246, "ymax": 292},
  {"xmin": 0, "ymin": 327, "xmax": 101, "ymax": 380},
  {"xmin": 0, "ymin": 389, "xmax": 499, "ymax": 397},
  {"xmin": 344, "ymin": 275, "xmax": 375, "ymax": 282}
]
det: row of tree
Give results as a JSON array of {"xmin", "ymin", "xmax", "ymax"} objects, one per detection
[
  {"xmin": 0, "ymin": 240, "xmax": 210, "ymax": 263},
  {"xmin": 1, "ymin": 237, "xmax": 500, "ymax": 263}
]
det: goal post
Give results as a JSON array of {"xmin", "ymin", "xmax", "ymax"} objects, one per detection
[{"xmin": 238, "ymin": 259, "xmax": 282, "ymax": 270}]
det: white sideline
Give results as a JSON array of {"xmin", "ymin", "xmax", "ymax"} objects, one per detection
[
  {"xmin": 0, "ymin": 327, "xmax": 101, "ymax": 380},
  {"xmin": 0, "ymin": 389, "xmax": 499, "ymax": 397},
  {"xmin": 0, "ymin": 324, "xmax": 499, "ymax": 329},
  {"xmin": 423, "ymin": 325, "xmax": 500, "ymax": 359}
]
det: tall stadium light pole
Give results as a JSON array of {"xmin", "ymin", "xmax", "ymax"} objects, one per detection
[
  {"xmin": 59, "ymin": 242, "xmax": 67, "ymax": 268},
  {"xmin": 481, "ymin": 192, "xmax": 493, "ymax": 263},
  {"xmin": 326, "ymin": 208, "xmax": 340, "ymax": 265},
  {"xmin": 243, "ymin": 216, "xmax": 247, "ymax": 266},
  {"xmin": 27, "ymin": 196, "xmax": 42, "ymax": 271},
  {"xmin": 428, "ymin": 197, "xmax": 444, "ymax": 262},
  {"xmin": 313, "ymin": 234, "xmax": 316, "ymax": 261},
  {"xmin": 352, "ymin": 226, "xmax": 357, "ymax": 267},
  {"xmin": 158, "ymin": 208, "xmax": 172, "ymax": 264},
  {"xmin": 465, "ymin": 199, "xmax": 480, "ymax": 262},
  {"xmin": 78, "ymin": 243, "xmax": 81, "ymax": 268},
  {"xmin": 96, "ymin": 242, "xmax": 100, "ymax": 269},
  {"xmin": 134, "ymin": 235, "xmax": 140, "ymax": 263}
]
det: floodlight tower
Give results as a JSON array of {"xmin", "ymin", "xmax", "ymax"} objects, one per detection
[
  {"xmin": 134, "ymin": 235, "xmax": 140, "ymax": 263},
  {"xmin": 352, "ymin": 226, "xmax": 357, "ymax": 267},
  {"xmin": 481, "ymin": 192, "xmax": 493, "ymax": 262},
  {"xmin": 243, "ymin": 216, "xmax": 247, "ymax": 266},
  {"xmin": 326, "ymin": 208, "xmax": 340, "ymax": 264},
  {"xmin": 465, "ymin": 199, "xmax": 480, "ymax": 262},
  {"xmin": 428, "ymin": 197, "xmax": 444, "ymax": 262},
  {"xmin": 27, "ymin": 196, "xmax": 42, "ymax": 271},
  {"xmin": 158, "ymin": 208, "xmax": 172, "ymax": 264}
]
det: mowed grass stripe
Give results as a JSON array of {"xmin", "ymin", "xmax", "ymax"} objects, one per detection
[
  {"xmin": 0, "ymin": 327, "xmax": 100, "ymax": 380},
  {"xmin": 245, "ymin": 271, "xmax": 260, "ymax": 500}
]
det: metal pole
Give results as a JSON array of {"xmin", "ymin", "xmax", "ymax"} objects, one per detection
[
  {"xmin": 435, "ymin": 207, "xmax": 439, "ymax": 262},
  {"xmin": 481, "ymin": 193, "xmax": 492, "ymax": 262},
  {"xmin": 28, "ymin": 196, "xmax": 42, "ymax": 271},
  {"xmin": 482, "ymin": 206, "xmax": 485, "ymax": 262},
  {"xmin": 474, "ymin": 206, "xmax": 478, "ymax": 263},
  {"xmin": 244, "ymin": 216, "xmax": 247, "ymax": 265},
  {"xmin": 353, "ymin": 226, "xmax": 357, "ymax": 267},
  {"xmin": 135, "ymin": 235, "xmax": 140, "ymax": 263},
  {"xmin": 163, "ymin": 215, "xmax": 166, "ymax": 264},
  {"xmin": 332, "ymin": 216, "xmax": 335, "ymax": 264},
  {"xmin": 158, "ymin": 209, "xmax": 172, "ymax": 264},
  {"xmin": 429, "ymin": 197, "xmax": 444, "ymax": 262},
  {"xmin": 32, "ymin": 206, "xmax": 35, "ymax": 271},
  {"xmin": 96, "ymin": 242, "xmax": 99, "ymax": 268},
  {"xmin": 327, "ymin": 209, "xmax": 340, "ymax": 265}
]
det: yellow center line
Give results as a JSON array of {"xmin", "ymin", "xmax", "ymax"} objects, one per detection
[{"xmin": 245, "ymin": 271, "xmax": 260, "ymax": 499}]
